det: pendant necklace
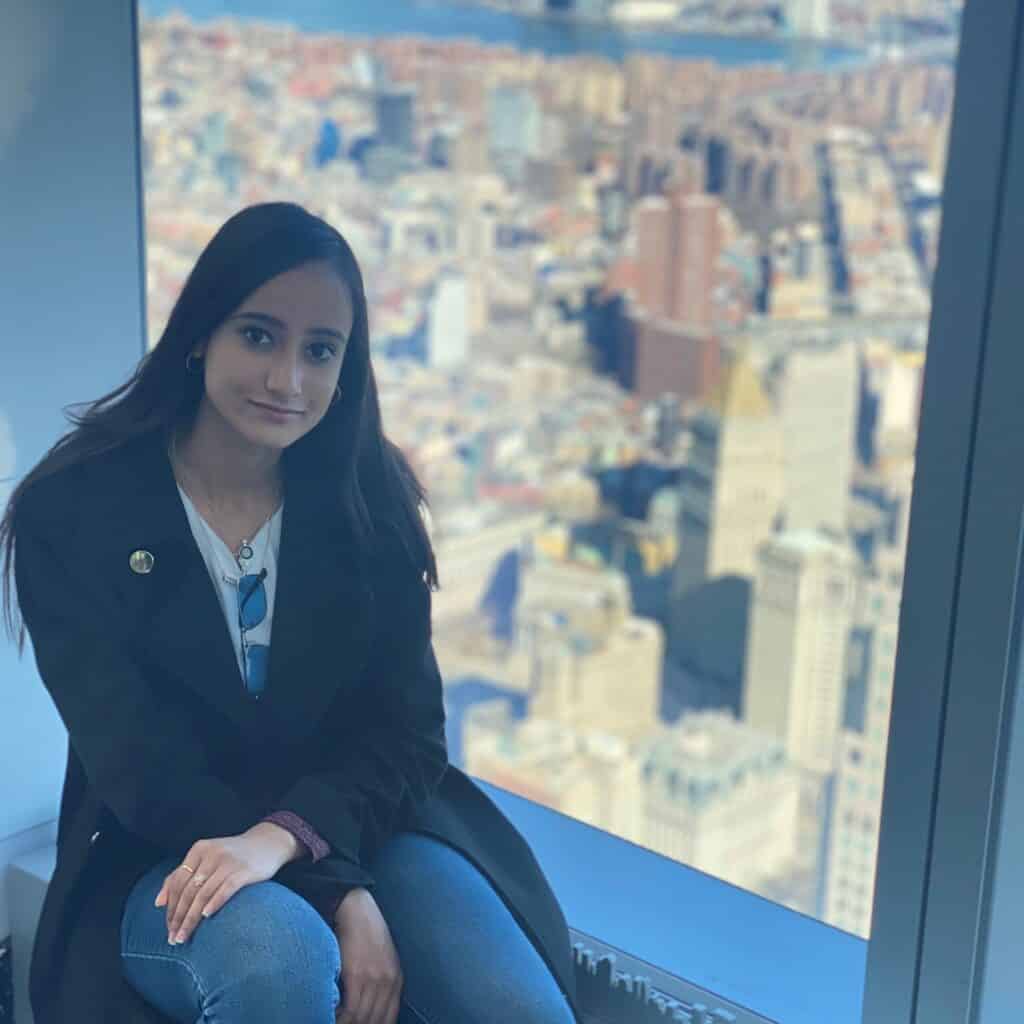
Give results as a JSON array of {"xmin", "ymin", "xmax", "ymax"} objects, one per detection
[{"xmin": 168, "ymin": 430, "xmax": 281, "ymax": 565}]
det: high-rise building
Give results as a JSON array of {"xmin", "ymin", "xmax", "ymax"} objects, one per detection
[
  {"xmin": 626, "ymin": 190, "xmax": 722, "ymax": 404},
  {"xmin": 670, "ymin": 193, "xmax": 720, "ymax": 329},
  {"xmin": 630, "ymin": 314, "xmax": 719, "ymax": 405},
  {"xmin": 862, "ymin": 341, "xmax": 925, "ymax": 466},
  {"xmin": 375, "ymin": 85, "xmax": 416, "ymax": 152},
  {"xmin": 633, "ymin": 196, "xmax": 672, "ymax": 317},
  {"xmin": 633, "ymin": 191, "xmax": 721, "ymax": 330},
  {"xmin": 672, "ymin": 352, "xmax": 784, "ymax": 599},
  {"xmin": 823, "ymin": 546, "xmax": 903, "ymax": 938},
  {"xmin": 743, "ymin": 530, "xmax": 859, "ymax": 881},
  {"xmin": 780, "ymin": 340, "xmax": 859, "ymax": 534},
  {"xmin": 743, "ymin": 530, "xmax": 858, "ymax": 777},
  {"xmin": 639, "ymin": 710, "xmax": 802, "ymax": 892},
  {"xmin": 456, "ymin": 201, "xmax": 497, "ymax": 334},
  {"xmin": 428, "ymin": 273, "xmax": 469, "ymax": 369}
]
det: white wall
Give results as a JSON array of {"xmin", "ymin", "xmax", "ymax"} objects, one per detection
[{"xmin": 0, "ymin": 0, "xmax": 147, "ymax": 939}]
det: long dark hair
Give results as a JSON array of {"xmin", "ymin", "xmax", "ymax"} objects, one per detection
[{"xmin": 1, "ymin": 201, "xmax": 438, "ymax": 653}]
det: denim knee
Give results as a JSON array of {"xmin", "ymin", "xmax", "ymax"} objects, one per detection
[
  {"xmin": 122, "ymin": 864, "xmax": 342, "ymax": 1022},
  {"xmin": 208, "ymin": 880, "xmax": 341, "ymax": 991}
]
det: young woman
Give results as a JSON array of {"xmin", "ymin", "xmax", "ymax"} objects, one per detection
[{"xmin": 1, "ymin": 202, "xmax": 581, "ymax": 1024}]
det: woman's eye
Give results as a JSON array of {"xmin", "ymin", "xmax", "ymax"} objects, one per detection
[
  {"xmin": 309, "ymin": 342, "xmax": 338, "ymax": 363},
  {"xmin": 241, "ymin": 326, "xmax": 271, "ymax": 346},
  {"xmin": 241, "ymin": 327, "xmax": 336, "ymax": 363}
]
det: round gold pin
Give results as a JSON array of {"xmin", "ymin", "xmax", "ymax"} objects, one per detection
[{"xmin": 129, "ymin": 549, "xmax": 155, "ymax": 575}]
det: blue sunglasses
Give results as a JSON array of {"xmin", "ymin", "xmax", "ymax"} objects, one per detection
[{"xmin": 237, "ymin": 571, "xmax": 269, "ymax": 696}]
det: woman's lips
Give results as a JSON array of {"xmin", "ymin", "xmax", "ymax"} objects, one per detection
[{"xmin": 250, "ymin": 400, "xmax": 303, "ymax": 418}]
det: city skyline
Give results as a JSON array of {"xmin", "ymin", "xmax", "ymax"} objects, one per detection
[{"xmin": 137, "ymin": 1, "xmax": 955, "ymax": 940}]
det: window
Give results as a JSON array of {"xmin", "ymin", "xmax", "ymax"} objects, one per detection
[{"xmin": 137, "ymin": 0, "xmax": 964, "ymax": 948}]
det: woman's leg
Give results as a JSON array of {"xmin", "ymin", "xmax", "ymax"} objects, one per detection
[
  {"xmin": 120, "ymin": 855, "xmax": 342, "ymax": 1024},
  {"xmin": 369, "ymin": 832, "xmax": 576, "ymax": 1024}
]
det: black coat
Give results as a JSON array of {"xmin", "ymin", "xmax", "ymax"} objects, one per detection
[{"xmin": 13, "ymin": 429, "xmax": 581, "ymax": 1024}]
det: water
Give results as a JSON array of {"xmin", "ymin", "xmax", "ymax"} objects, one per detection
[{"xmin": 139, "ymin": 0, "xmax": 860, "ymax": 69}]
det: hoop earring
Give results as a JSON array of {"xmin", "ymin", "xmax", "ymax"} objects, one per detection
[
  {"xmin": 330, "ymin": 384, "xmax": 342, "ymax": 407},
  {"xmin": 185, "ymin": 352, "xmax": 203, "ymax": 374}
]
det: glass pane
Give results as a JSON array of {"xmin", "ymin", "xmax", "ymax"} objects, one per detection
[{"xmin": 138, "ymin": 0, "xmax": 965, "ymax": 942}]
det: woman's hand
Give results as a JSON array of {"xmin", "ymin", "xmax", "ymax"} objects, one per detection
[
  {"xmin": 334, "ymin": 887, "xmax": 403, "ymax": 1024},
  {"xmin": 155, "ymin": 823, "xmax": 300, "ymax": 945}
]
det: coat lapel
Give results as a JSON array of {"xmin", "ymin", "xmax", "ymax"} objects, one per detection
[{"xmin": 114, "ymin": 430, "xmax": 373, "ymax": 747}]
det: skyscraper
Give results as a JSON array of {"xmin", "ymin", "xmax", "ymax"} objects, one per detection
[
  {"xmin": 630, "ymin": 314, "xmax": 719, "ymax": 405},
  {"xmin": 780, "ymin": 340, "xmax": 859, "ymax": 534},
  {"xmin": 670, "ymin": 193, "xmax": 720, "ymax": 329},
  {"xmin": 633, "ymin": 196, "xmax": 672, "ymax": 318},
  {"xmin": 672, "ymin": 352, "xmax": 784, "ymax": 600},
  {"xmin": 823, "ymin": 546, "xmax": 903, "ymax": 938},
  {"xmin": 639, "ymin": 710, "xmax": 801, "ymax": 891},
  {"xmin": 743, "ymin": 530, "xmax": 858, "ymax": 777},
  {"xmin": 633, "ymin": 190, "xmax": 721, "ymax": 329}
]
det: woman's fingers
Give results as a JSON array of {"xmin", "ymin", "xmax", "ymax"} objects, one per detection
[
  {"xmin": 336, "ymin": 975, "xmax": 368, "ymax": 1023},
  {"xmin": 369, "ymin": 986, "xmax": 401, "ymax": 1024},
  {"xmin": 165, "ymin": 861, "xmax": 220, "ymax": 942},
  {"xmin": 383, "ymin": 991, "xmax": 401, "ymax": 1024},
  {"xmin": 337, "ymin": 972, "xmax": 402, "ymax": 1024},
  {"xmin": 337, "ymin": 973, "xmax": 380, "ymax": 1024},
  {"xmin": 333, "ymin": 889, "xmax": 402, "ymax": 1024},
  {"xmin": 158, "ymin": 832, "xmax": 285, "ymax": 946},
  {"xmin": 161, "ymin": 866, "xmax": 190, "ymax": 939},
  {"xmin": 172, "ymin": 866, "xmax": 236, "ymax": 944},
  {"xmin": 197, "ymin": 871, "xmax": 244, "ymax": 919},
  {"xmin": 167, "ymin": 866, "xmax": 205, "ymax": 941}
]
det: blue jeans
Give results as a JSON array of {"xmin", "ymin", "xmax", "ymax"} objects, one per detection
[{"xmin": 120, "ymin": 831, "xmax": 575, "ymax": 1024}]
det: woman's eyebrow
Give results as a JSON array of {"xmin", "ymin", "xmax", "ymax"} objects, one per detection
[{"xmin": 230, "ymin": 311, "xmax": 346, "ymax": 341}]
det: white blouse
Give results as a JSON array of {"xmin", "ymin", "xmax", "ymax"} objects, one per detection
[{"xmin": 175, "ymin": 481, "xmax": 283, "ymax": 692}]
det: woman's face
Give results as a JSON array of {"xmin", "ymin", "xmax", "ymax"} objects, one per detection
[{"xmin": 194, "ymin": 260, "xmax": 355, "ymax": 451}]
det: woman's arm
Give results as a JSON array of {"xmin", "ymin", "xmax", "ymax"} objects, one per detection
[
  {"xmin": 14, "ymin": 489, "xmax": 265, "ymax": 850},
  {"xmin": 261, "ymin": 810, "xmax": 329, "ymax": 861}
]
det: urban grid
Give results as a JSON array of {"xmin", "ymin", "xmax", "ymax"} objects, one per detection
[{"xmin": 137, "ymin": 0, "xmax": 962, "ymax": 946}]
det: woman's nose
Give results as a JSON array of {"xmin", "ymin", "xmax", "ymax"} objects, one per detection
[{"xmin": 267, "ymin": 353, "xmax": 302, "ymax": 395}]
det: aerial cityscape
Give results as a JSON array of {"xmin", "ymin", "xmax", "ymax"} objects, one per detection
[{"xmin": 138, "ymin": 0, "xmax": 961, "ymax": 941}]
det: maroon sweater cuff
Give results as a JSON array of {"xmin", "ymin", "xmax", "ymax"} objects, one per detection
[{"xmin": 261, "ymin": 811, "xmax": 331, "ymax": 862}]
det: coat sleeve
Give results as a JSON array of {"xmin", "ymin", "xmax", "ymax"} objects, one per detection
[
  {"xmin": 14, "ymin": 486, "xmax": 264, "ymax": 853},
  {"xmin": 270, "ymin": 555, "xmax": 449, "ymax": 899},
  {"xmin": 261, "ymin": 810, "xmax": 330, "ymax": 861}
]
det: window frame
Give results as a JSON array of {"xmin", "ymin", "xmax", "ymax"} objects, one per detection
[{"xmin": 864, "ymin": 3, "xmax": 1024, "ymax": 1022}]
